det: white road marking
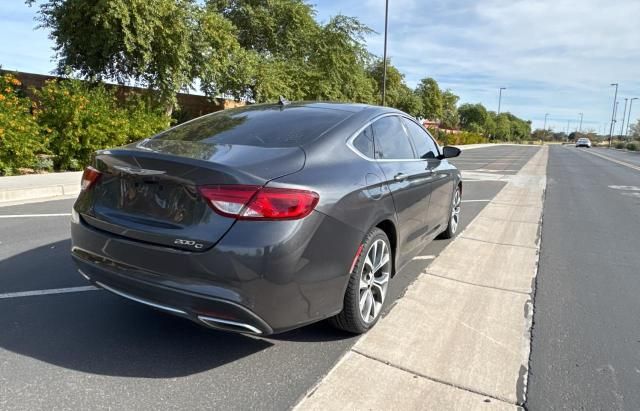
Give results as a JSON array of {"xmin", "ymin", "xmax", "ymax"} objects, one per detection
[
  {"xmin": 608, "ymin": 185, "xmax": 640, "ymax": 191},
  {"xmin": 0, "ymin": 286, "xmax": 99, "ymax": 299},
  {"xmin": 0, "ymin": 213, "xmax": 71, "ymax": 218},
  {"xmin": 413, "ymin": 255, "xmax": 436, "ymax": 260},
  {"xmin": 473, "ymin": 169, "xmax": 519, "ymax": 172},
  {"xmin": 461, "ymin": 199, "xmax": 492, "ymax": 203}
]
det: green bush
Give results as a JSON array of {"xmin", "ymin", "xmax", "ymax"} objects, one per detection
[
  {"xmin": 427, "ymin": 128, "xmax": 488, "ymax": 146},
  {"xmin": 627, "ymin": 143, "xmax": 637, "ymax": 151},
  {"xmin": 454, "ymin": 131, "xmax": 488, "ymax": 145},
  {"xmin": 615, "ymin": 142, "xmax": 625, "ymax": 149},
  {"xmin": 33, "ymin": 79, "xmax": 170, "ymax": 171},
  {"xmin": 0, "ymin": 73, "xmax": 45, "ymax": 175}
]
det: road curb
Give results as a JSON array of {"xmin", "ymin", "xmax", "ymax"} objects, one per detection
[
  {"xmin": 295, "ymin": 146, "xmax": 549, "ymax": 410},
  {"xmin": 0, "ymin": 172, "xmax": 81, "ymax": 207}
]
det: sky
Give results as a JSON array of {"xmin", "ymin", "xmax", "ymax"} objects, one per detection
[{"xmin": 1, "ymin": 0, "xmax": 639, "ymax": 133}]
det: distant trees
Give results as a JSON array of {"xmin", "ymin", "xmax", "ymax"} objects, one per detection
[
  {"xmin": 630, "ymin": 120, "xmax": 640, "ymax": 139},
  {"xmin": 27, "ymin": 0, "xmax": 533, "ymax": 141}
]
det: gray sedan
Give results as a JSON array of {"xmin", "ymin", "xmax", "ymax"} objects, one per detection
[{"xmin": 71, "ymin": 102, "xmax": 462, "ymax": 335}]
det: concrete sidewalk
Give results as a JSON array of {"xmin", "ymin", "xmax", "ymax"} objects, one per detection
[
  {"xmin": 296, "ymin": 146, "xmax": 548, "ymax": 410},
  {"xmin": 0, "ymin": 172, "xmax": 81, "ymax": 207}
]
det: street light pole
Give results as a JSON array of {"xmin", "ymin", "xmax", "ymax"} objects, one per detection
[
  {"xmin": 381, "ymin": 0, "xmax": 389, "ymax": 106},
  {"xmin": 620, "ymin": 98, "xmax": 628, "ymax": 137},
  {"xmin": 608, "ymin": 83, "xmax": 618, "ymax": 147},
  {"xmin": 626, "ymin": 97, "xmax": 638, "ymax": 138},
  {"xmin": 578, "ymin": 113, "xmax": 583, "ymax": 132},
  {"xmin": 497, "ymin": 87, "xmax": 506, "ymax": 115}
]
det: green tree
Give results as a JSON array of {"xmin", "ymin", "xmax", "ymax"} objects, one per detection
[
  {"xmin": 210, "ymin": 1, "xmax": 375, "ymax": 104},
  {"xmin": 415, "ymin": 77, "xmax": 443, "ymax": 120},
  {"xmin": 210, "ymin": 0, "xmax": 318, "ymax": 59},
  {"xmin": 305, "ymin": 15, "xmax": 376, "ymax": 103},
  {"xmin": 395, "ymin": 85, "xmax": 422, "ymax": 117},
  {"xmin": 440, "ymin": 89, "xmax": 460, "ymax": 129},
  {"xmin": 495, "ymin": 113, "xmax": 511, "ymax": 140},
  {"xmin": 367, "ymin": 58, "xmax": 420, "ymax": 113},
  {"xmin": 31, "ymin": 0, "xmax": 245, "ymax": 114},
  {"xmin": 459, "ymin": 103, "xmax": 489, "ymax": 133}
]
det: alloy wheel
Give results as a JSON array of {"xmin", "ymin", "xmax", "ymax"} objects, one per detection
[
  {"xmin": 358, "ymin": 239, "xmax": 391, "ymax": 324},
  {"xmin": 450, "ymin": 188, "xmax": 461, "ymax": 234}
]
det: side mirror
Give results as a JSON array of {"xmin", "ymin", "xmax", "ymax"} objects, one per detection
[{"xmin": 440, "ymin": 146, "xmax": 461, "ymax": 159}]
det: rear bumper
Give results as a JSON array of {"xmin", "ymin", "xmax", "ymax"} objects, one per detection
[
  {"xmin": 74, "ymin": 256, "xmax": 272, "ymax": 334},
  {"xmin": 71, "ymin": 209, "xmax": 364, "ymax": 335}
]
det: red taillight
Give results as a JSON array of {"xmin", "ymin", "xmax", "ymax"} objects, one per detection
[
  {"xmin": 81, "ymin": 166, "xmax": 101, "ymax": 191},
  {"xmin": 199, "ymin": 185, "xmax": 319, "ymax": 220}
]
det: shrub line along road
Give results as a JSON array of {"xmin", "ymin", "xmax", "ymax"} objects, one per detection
[{"xmin": 4, "ymin": 145, "xmax": 636, "ymax": 410}]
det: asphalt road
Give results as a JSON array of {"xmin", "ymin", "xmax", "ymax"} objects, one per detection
[
  {"xmin": 0, "ymin": 146, "xmax": 538, "ymax": 410},
  {"xmin": 527, "ymin": 145, "xmax": 640, "ymax": 410}
]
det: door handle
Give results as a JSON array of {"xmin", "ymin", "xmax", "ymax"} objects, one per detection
[{"xmin": 394, "ymin": 172, "xmax": 408, "ymax": 181}]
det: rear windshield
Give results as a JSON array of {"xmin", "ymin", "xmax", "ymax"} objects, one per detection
[{"xmin": 152, "ymin": 105, "xmax": 351, "ymax": 148}]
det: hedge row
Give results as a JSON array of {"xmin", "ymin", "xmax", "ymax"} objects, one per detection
[
  {"xmin": 0, "ymin": 73, "xmax": 170, "ymax": 175},
  {"xmin": 427, "ymin": 128, "xmax": 489, "ymax": 146}
]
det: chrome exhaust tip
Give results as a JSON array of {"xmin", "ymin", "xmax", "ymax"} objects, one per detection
[{"xmin": 197, "ymin": 315, "xmax": 262, "ymax": 335}]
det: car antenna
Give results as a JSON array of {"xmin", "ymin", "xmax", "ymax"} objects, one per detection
[{"xmin": 278, "ymin": 95, "xmax": 290, "ymax": 106}]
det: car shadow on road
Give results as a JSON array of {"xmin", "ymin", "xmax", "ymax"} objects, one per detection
[{"xmin": 0, "ymin": 240, "xmax": 279, "ymax": 378}]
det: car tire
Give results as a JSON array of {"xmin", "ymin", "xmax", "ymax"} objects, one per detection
[
  {"xmin": 330, "ymin": 227, "xmax": 392, "ymax": 334},
  {"xmin": 438, "ymin": 185, "xmax": 461, "ymax": 239}
]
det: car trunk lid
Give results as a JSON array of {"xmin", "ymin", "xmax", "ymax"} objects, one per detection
[{"xmin": 79, "ymin": 141, "xmax": 305, "ymax": 251}]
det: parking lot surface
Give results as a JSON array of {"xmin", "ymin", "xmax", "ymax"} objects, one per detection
[{"xmin": 0, "ymin": 146, "xmax": 539, "ymax": 410}]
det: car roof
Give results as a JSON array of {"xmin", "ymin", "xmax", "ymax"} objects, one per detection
[{"xmin": 247, "ymin": 101, "xmax": 400, "ymax": 116}]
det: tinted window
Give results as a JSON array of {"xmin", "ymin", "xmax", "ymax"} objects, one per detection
[
  {"xmin": 402, "ymin": 118, "xmax": 439, "ymax": 159},
  {"xmin": 152, "ymin": 105, "xmax": 350, "ymax": 148},
  {"xmin": 352, "ymin": 126, "xmax": 375, "ymax": 158},
  {"xmin": 371, "ymin": 116, "xmax": 415, "ymax": 159}
]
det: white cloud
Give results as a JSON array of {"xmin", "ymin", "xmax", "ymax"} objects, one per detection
[{"xmin": 318, "ymin": 0, "xmax": 640, "ymax": 131}]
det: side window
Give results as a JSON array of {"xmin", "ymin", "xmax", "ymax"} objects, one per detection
[
  {"xmin": 402, "ymin": 118, "xmax": 439, "ymax": 159},
  {"xmin": 371, "ymin": 116, "xmax": 415, "ymax": 160},
  {"xmin": 352, "ymin": 125, "xmax": 374, "ymax": 158}
]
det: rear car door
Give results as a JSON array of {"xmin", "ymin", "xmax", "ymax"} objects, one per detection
[
  {"xmin": 402, "ymin": 118, "xmax": 455, "ymax": 234},
  {"xmin": 370, "ymin": 115, "xmax": 434, "ymax": 261}
]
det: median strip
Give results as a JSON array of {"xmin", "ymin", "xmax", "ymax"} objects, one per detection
[{"xmin": 295, "ymin": 146, "xmax": 548, "ymax": 410}]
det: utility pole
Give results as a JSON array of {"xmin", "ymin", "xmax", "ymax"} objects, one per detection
[
  {"xmin": 578, "ymin": 113, "xmax": 583, "ymax": 132},
  {"xmin": 543, "ymin": 113, "xmax": 549, "ymax": 140},
  {"xmin": 381, "ymin": 0, "xmax": 389, "ymax": 106},
  {"xmin": 620, "ymin": 98, "xmax": 628, "ymax": 137},
  {"xmin": 498, "ymin": 87, "xmax": 507, "ymax": 115},
  {"xmin": 613, "ymin": 101, "xmax": 619, "ymax": 137},
  {"xmin": 608, "ymin": 83, "xmax": 618, "ymax": 147},
  {"xmin": 626, "ymin": 97, "xmax": 638, "ymax": 138}
]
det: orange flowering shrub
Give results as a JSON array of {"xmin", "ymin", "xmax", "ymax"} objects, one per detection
[
  {"xmin": 0, "ymin": 74, "xmax": 44, "ymax": 175},
  {"xmin": 33, "ymin": 79, "xmax": 170, "ymax": 170}
]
